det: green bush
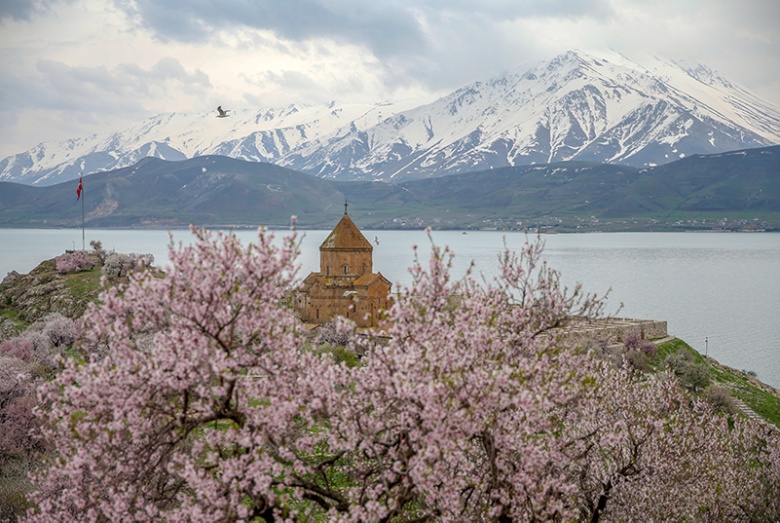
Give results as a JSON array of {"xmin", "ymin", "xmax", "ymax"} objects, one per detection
[
  {"xmin": 702, "ymin": 383, "xmax": 737, "ymax": 415},
  {"xmin": 665, "ymin": 351, "xmax": 710, "ymax": 392}
]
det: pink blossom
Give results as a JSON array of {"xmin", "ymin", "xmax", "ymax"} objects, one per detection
[
  {"xmin": 24, "ymin": 227, "xmax": 780, "ymax": 522},
  {"xmin": 55, "ymin": 251, "xmax": 94, "ymax": 274}
]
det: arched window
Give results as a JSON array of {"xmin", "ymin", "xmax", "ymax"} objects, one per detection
[
  {"xmin": 326, "ymin": 266, "xmax": 330, "ymax": 276},
  {"xmin": 362, "ymin": 264, "xmax": 366, "ymax": 273},
  {"xmin": 344, "ymin": 265, "xmax": 348, "ymax": 275}
]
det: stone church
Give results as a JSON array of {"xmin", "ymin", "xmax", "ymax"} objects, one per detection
[{"xmin": 295, "ymin": 208, "xmax": 392, "ymax": 328}]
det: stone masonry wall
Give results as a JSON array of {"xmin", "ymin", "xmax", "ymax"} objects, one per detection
[{"xmin": 561, "ymin": 317, "xmax": 668, "ymax": 346}]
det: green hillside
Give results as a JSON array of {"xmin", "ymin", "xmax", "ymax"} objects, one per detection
[{"xmin": 0, "ymin": 146, "xmax": 778, "ymax": 230}]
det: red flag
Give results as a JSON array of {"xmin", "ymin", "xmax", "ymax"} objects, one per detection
[{"xmin": 76, "ymin": 177, "xmax": 83, "ymax": 200}]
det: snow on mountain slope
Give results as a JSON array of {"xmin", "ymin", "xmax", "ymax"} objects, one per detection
[
  {"xmin": 0, "ymin": 100, "xmax": 420, "ymax": 185},
  {"xmin": 281, "ymin": 50, "xmax": 779, "ymax": 180},
  {"xmin": 2, "ymin": 50, "xmax": 779, "ymax": 185}
]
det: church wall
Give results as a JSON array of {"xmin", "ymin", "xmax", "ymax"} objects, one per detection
[
  {"xmin": 320, "ymin": 249, "xmax": 373, "ymax": 277},
  {"xmin": 297, "ymin": 284, "xmax": 391, "ymax": 328}
]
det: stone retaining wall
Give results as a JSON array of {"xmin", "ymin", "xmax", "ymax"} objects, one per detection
[
  {"xmin": 561, "ymin": 317, "xmax": 668, "ymax": 345},
  {"xmin": 350, "ymin": 315, "xmax": 669, "ymax": 347}
]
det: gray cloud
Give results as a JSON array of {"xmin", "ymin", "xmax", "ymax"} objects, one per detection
[
  {"xmin": 96, "ymin": 0, "xmax": 780, "ymax": 103},
  {"xmin": 103, "ymin": 0, "xmax": 620, "ymax": 97},
  {"xmin": 0, "ymin": 0, "xmax": 77, "ymax": 22},
  {"xmin": 111, "ymin": 0, "xmax": 617, "ymax": 66},
  {"xmin": 0, "ymin": 56, "xmax": 212, "ymax": 154},
  {"xmin": 0, "ymin": 0, "xmax": 777, "ymax": 158},
  {"xmin": 421, "ymin": 0, "xmax": 614, "ymax": 20},
  {"xmin": 113, "ymin": 0, "xmax": 429, "ymax": 58},
  {"xmin": 0, "ymin": 0, "xmax": 45, "ymax": 21},
  {"xmin": 24, "ymin": 58, "xmax": 211, "ymax": 113}
]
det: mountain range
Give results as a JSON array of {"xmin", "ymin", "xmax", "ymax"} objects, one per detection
[
  {"xmin": 1, "ymin": 145, "xmax": 777, "ymax": 231},
  {"xmin": 2, "ymin": 50, "xmax": 779, "ymax": 187}
]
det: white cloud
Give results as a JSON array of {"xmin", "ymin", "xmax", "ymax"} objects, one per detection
[{"xmin": 0, "ymin": 0, "xmax": 777, "ymax": 158}]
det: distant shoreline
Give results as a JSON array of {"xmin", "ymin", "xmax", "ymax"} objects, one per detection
[{"xmin": 0, "ymin": 225, "xmax": 776, "ymax": 233}]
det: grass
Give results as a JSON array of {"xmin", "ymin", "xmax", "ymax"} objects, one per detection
[
  {"xmin": 653, "ymin": 338, "xmax": 780, "ymax": 428},
  {"xmin": 652, "ymin": 338, "xmax": 698, "ymax": 367},
  {"xmin": 0, "ymin": 308, "xmax": 29, "ymax": 332},
  {"xmin": 62, "ymin": 268, "xmax": 104, "ymax": 299},
  {"xmin": 708, "ymin": 364, "xmax": 780, "ymax": 428}
]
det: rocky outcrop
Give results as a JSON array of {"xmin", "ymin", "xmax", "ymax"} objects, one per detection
[{"xmin": 0, "ymin": 255, "xmax": 102, "ymax": 341}]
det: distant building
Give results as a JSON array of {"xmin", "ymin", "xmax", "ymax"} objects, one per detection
[{"xmin": 295, "ymin": 208, "xmax": 392, "ymax": 328}]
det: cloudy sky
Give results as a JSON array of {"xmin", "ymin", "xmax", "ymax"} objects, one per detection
[{"xmin": 1, "ymin": 0, "xmax": 778, "ymax": 158}]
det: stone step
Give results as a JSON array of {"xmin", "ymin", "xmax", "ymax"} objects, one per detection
[{"xmin": 732, "ymin": 398, "xmax": 762, "ymax": 421}]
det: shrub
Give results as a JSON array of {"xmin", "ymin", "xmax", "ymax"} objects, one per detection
[
  {"xmin": 639, "ymin": 340, "xmax": 657, "ymax": 357},
  {"xmin": 703, "ymin": 383, "xmax": 737, "ymax": 415},
  {"xmin": 327, "ymin": 345, "xmax": 361, "ymax": 368},
  {"xmin": 622, "ymin": 332, "xmax": 655, "ymax": 362},
  {"xmin": 0, "ymin": 332, "xmax": 52, "ymax": 370},
  {"xmin": 90, "ymin": 240, "xmax": 106, "ymax": 264},
  {"xmin": 41, "ymin": 314, "xmax": 77, "ymax": 348},
  {"xmin": 0, "ymin": 338, "xmax": 35, "ymax": 362},
  {"xmin": 0, "ymin": 318, "xmax": 71, "ymax": 375},
  {"xmin": 0, "ymin": 357, "xmax": 42, "ymax": 521},
  {"xmin": 665, "ymin": 351, "xmax": 694, "ymax": 374},
  {"xmin": 101, "ymin": 253, "xmax": 153, "ymax": 279},
  {"xmin": 55, "ymin": 251, "xmax": 94, "ymax": 274},
  {"xmin": 315, "ymin": 317, "xmax": 355, "ymax": 347},
  {"xmin": 624, "ymin": 349, "xmax": 650, "ymax": 372},
  {"xmin": 664, "ymin": 349, "xmax": 711, "ymax": 392},
  {"xmin": 683, "ymin": 363, "xmax": 711, "ymax": 392},
  {"xmin": 0, "ymin": 477, "xmax": 33, "ymax": 523},
  {"xmin": 624, "ymin": 330, "xmax": 642, "ymax": 351},
  {"xmin": 0, "ymin": 357, "xmax": 41, "ymax": 458}
]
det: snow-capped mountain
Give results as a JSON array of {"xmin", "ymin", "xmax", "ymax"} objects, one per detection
[
  {"xmin": 2, "ymin": 50, "xmax": 779, "ymax": 186},
  {"xmin": 0, "ymin": 101, "xmax": 417, "ymax": 186}
]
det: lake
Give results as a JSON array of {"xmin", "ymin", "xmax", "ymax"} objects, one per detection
[{"xmin": 3, "ymin": 228, "xmax": 779, "ymax": 388}]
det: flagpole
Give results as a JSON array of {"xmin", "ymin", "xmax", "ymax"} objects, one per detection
[{"xmin": 81, "ymin": 174, "xmax": 85, "ymax": 250}]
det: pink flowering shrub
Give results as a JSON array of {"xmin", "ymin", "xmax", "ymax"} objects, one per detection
[
  {"xmin": 315, "ymin": 317, "xmax": 356, "ymax": 347},
  {"xmin": 0, "ymin": 361, "xmax": 39, "ymax": 463},
  {"xmin": 625, "ymin": 331, "xmax": 657, "ymax": 357},
  {"xmin": 0, "ymin": 338, "xmax": 35, "ymax": 363},
  {"xmin": 41, "ymin": 314, "xmax": 77, "ymax": 349},
  {"xmin": 25, "ymin": 228, "xmax": 780, "ymax": 522},
  {"xmin": 54, "ymin": 251, "xmax": 94, "ymax": 274},
  {"xmin": 0, "ymin": 312, "xmax": 82, "ymax": 519},
  {"xmin": 0, "ymin": 357, "xmax": 44, "ymax": 514},
  {"xmin": 639, "ymin": 339, "xmax": 657, "ymax": 356},
  {"xmin": 0, "ymin": 332, "xmax": 54, "ymax": 373},
  {"xmin": 621, "ymin": 331, "xmax": 656, "ymax": 371},
  {"xmin": 624, "ymin": 330, "xmax": 642, "ymax": 350}
]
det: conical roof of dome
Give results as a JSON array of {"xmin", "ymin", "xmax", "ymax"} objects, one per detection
[{"xmin": 320, "ymin": 212, "xmax": 373, "ymax": 251}]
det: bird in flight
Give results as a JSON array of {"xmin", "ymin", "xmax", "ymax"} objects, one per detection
[{"xmin": 217, "ymin": 106, "xmax": 230, "ymax": 118}]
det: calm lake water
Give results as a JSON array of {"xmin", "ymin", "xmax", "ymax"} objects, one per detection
[{"xmin": 3, "ymin": 228, "xmax": 779, "ymax": 388}]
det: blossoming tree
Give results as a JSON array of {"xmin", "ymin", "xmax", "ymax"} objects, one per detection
[{"xmin": 26, "ymin": 227, "xmax": 780, "ymax": 522}]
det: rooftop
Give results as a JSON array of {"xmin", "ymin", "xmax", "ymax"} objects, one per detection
[{"xmin": 320, "ymin": 212, "xmax": 373, "ymax": 251}]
